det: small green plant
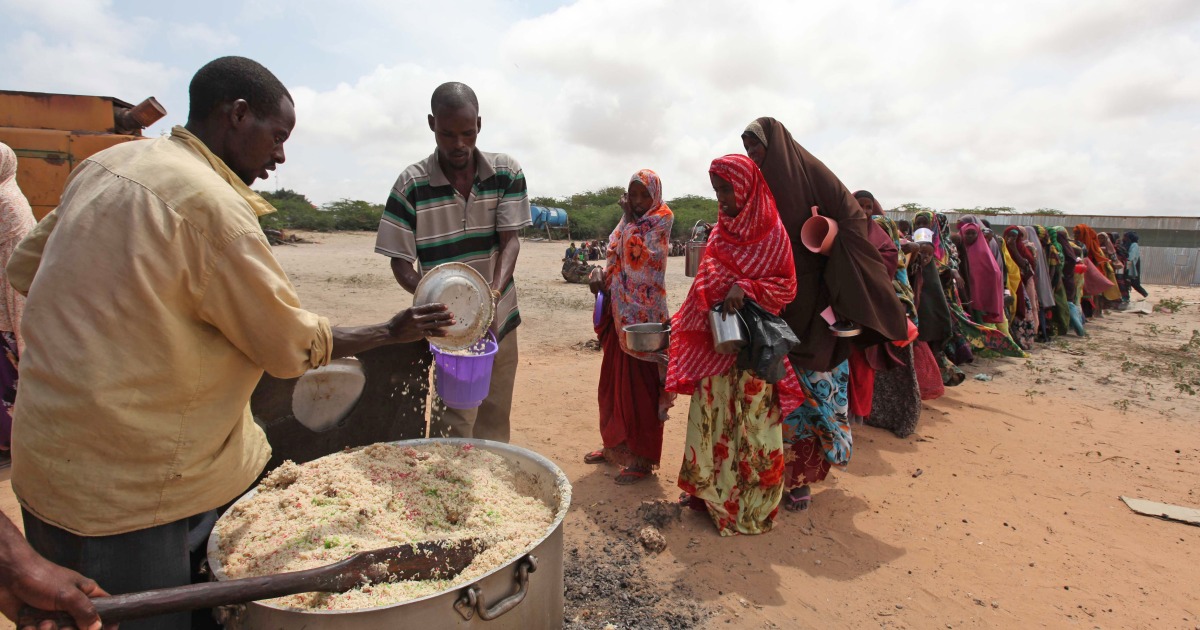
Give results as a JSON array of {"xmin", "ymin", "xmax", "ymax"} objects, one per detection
[
  {"xmin": 1138, "ymin": 364, "xmax": 1163, "ymax": 378},
  {"xmin": 1120, "ymin": 361, "xmax": 1136, "ymax": 373},
  {"xmin": 1049, "ymin": 367, "xmax": 1063, "ymax": 375},
  {"xmin": 1025, "ymin": 389, "xmax": 1044, "ymax": 399},
  {"xmin": 1112, "ymin": 399, "xmax": 1131, "ymax": 413},
  {"xmin": 1074, "ymin": 359, "xmax": 1086, "ymax": 368},
  {"xmin": 1155, "ymin": 297, "xmax": 1186, "ymax": 313},
  {"xmin": 1176, "ymin": 383, "xmax": 1196, "ymax": 396},
  {"xmin": 1180, "ymin": 330, "xmax": 1200, "ymax": 353}
]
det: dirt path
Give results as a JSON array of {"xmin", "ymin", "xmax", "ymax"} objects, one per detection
[{"xmin": 4, "ymin": 233, "xmax": 1199, "ymax": 629}]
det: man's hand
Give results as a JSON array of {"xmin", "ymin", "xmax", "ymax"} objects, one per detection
[
  {"xmin": 0, "ymin": 542, "xmax": 110, "ymax": 630},
  {"xmin": 387, "ymin": 303, "xmax": 454, "ymax": 343},
  {"xmin": 722, "ymin": 284, "xmax": 746, "ymax": 314}
]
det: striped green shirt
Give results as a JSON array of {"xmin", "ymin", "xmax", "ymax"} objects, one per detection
[{"xmin": 375, "ymin": 150, "xmax": 530, "ymax": 340}]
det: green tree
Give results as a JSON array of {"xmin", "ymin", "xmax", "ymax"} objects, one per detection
[
  {"xmin": 892, "ymin": 202, "xmax": 931, "ymax": 213},
  {"xmin": 325, "ymin": 199, "xmax": 384, "ymax": 231}
]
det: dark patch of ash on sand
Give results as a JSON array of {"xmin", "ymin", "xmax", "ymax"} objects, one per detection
[{"xmin": 563, "ymin": 501, "xmax": 709, "ymax": 629}]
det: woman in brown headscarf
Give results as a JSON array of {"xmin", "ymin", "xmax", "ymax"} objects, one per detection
[
  {"xmin": 742, "ymin": 119, "xmax": 908, "ymax": 510},
  {"xmin": 741, "ymin": 119, "xmax": 907, "ymax": 372}
]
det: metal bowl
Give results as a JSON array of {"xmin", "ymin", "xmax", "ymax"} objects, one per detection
[
  {"xmin": 829, "ymin": 321, "xmax": 862, "ymax": 338},
  {"xmin": 413, "ymin": 262, "xmax": 495, "ymax": 351},
  {"xmin": 623, "ymin": 323, "xmax": 670, "ymax": 352}
]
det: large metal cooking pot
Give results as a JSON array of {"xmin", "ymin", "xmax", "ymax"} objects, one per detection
[{"xmin": 208, "ymin": 439, "xmax": 571, "ymax": 629}]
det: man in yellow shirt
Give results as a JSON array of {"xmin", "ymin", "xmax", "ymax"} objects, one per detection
[{"xmin": 5, "ymin": 56, "xmax": 452, "ymax": 630}]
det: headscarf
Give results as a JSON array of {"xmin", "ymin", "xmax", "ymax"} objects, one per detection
[
  {"xmin": 666, "ymin": 154, "xmax": 804, "ymax": 416},
  {"xmin": 1074, "ymin": 224, "xmax": 1109, "ymax": 266},
  {"xmin": 936, "ymin": 214, "xmax": 959, "ymax": 268},
  {"xmin": 605, "ymin": 169, "xmax": 674, "ymax": 360},
  {"xmin": 956, "ymin": 214, "xmax": 982, "ymax": 231},
  {"xmin": 0, "ymin": 143, "xmax": 36, "ymax": 348},
  {"xmin": 1004, "ymin": 226, "xmax": 1033, "ymax": 274},
  {"xmin": 1123, "ymin": 231, "xmax": 1139, "ymax": 244},
  {"xmin": 872, "ymin": 214, "xmax": 916, "ymax": 320},
  {"xmin": 746, "ymin": 117, "xmax": 908, "ymax": 372},
  {"xmin": 1053, "ymin": 226, "xmax": 1078, "ymax": 299},
  {"xmin": 1098, "ymin": 232, "xmax": 1118, "ymax": 261},
  {"xmin": 1036, "ymin": 225, "xmax": 1062, "ymax": 268},
  {"xmin": 913, "ymin": 211, "xmax": 947, "ymax": 266},
  {"xmin": 0, "ymin": 144, "xmax": 35, "ymax": 243},
  {"xmin": 1024, "ymin": 226, "xmax": 1054, "ymax": 305},
  {"xmin": 959, "ymin": 223, "xmax": 1004, "ymax": 323},
  {"xmin": 853, "ymin": 190, "xmax": 885, "ymax": 216}
]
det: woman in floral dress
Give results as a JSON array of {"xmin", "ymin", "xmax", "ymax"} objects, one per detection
[
  {"xmin": 585, "ymin": 169, "xmax": 673, "ymax": 484},
  {"xmin": 668, "ymin": 154, "xmax": 804, "ymax": 536}
]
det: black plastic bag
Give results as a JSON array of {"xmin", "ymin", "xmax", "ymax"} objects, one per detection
[{"xmin": 736, "ymin": 300, "xmax": 801, "ymax": 384}]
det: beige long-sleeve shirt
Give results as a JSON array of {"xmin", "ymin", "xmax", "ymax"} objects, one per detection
[{"xmin": 8, "ymin": 127, "xmax": 332, "ymax": 536}]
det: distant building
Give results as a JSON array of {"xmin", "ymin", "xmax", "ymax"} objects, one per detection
[{"xmin": 884, "ymin": 212, "xmax": 1200, "ymax": 286}]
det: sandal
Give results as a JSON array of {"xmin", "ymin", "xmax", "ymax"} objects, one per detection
[
  {"xmin": 783, "ymin": 486, "xmax": 811, "ymax": 512},
  {"xmin": 614, "ymin": 467, "xmax": 651, "ymax": 485},
  {"xmin": 583, "ymin": 449, "xmax": 606, "ymax": 464}
]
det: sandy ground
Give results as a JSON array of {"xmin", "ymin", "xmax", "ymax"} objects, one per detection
[{"xmin": 3, "ymin": 231, "xmax": 1199, "ymax": 629}]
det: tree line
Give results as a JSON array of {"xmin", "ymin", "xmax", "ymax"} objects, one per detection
[{"xmin": 257, "ymin": 189, "xmax": 1061, "ymax": 241}]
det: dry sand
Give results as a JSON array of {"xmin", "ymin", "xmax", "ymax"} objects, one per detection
[{"xmin": 3, "ymin": 231, "xmax": 1199, "ymax": 629}]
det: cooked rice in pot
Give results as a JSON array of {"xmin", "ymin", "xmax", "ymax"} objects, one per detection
[{"xmin": 213, "ymin": 443, "xmax": 555, "ymax": 610}]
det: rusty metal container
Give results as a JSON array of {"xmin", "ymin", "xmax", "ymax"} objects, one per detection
[{"xmin": 0, "ymin": 90, "xmax": 165, "ymax": 219}]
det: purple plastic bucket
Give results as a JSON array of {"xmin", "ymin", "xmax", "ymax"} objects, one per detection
[
  {"xmin": 593, "ymin": 291, "xmax": 605, "ymax": 327},
  {"xmin": 431, "ymin": 334, "xmax": 498, "ymax": 409}
]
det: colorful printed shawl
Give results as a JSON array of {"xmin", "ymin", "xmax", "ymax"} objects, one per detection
[
  {"xmin": 605, "ymin": 169, "xmax": 674, "ymax": 361},
  {"xmin": 666, "ymin": 154, "xmax": 804, "ymax": 416}
]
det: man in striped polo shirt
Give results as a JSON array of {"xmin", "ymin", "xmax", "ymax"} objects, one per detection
[{"xmin": 376, "ymin": 82, "xmax": 531, "ymax": 442}]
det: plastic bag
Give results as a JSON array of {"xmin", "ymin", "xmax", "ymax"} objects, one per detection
[{"xmin": 736, "ymin": 300, "xmax": 801, "ymax": 384}]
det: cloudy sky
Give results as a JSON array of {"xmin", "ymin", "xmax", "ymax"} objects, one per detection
[{"xmin": 4, "ymin": 0, "xmax": 1198, "ymax": 215}]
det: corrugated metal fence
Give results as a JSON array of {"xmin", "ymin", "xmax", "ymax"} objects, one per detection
[
  {"xmin": 883, "ymin": 211, "xmax": 1200, "ymax": 286},
  {"xmin": 1140, "ymin": 247, "xmax": 1200, "ymax": 286}
]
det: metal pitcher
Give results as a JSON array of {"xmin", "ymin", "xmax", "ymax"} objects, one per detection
[
  {"xmin": 684, "ymin": 220, "xmax": 710, "ymax": 278},
  {"xmin": 708, "ymin": 305, "xmax": 747, "ymax": 354}
]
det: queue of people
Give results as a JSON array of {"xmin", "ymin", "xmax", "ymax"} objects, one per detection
[
  {"xmin": 0, "ymin": 52, "xmax": 1162, "ymax": 627},
  {"xmin": 580, "ymin": 116, "xmax": 1148, "ymax": 538}
]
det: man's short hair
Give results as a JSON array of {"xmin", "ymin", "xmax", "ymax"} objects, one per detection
[
  {"xmin": 431, "ymin": 82, "xmax": 479, "ymax": 116},
  {"xmin": 189, "ymin": 56, "xmax": 293, "ymax": 122}
]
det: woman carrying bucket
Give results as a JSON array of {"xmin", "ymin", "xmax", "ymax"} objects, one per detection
[
  {"xmin": 669, "ymin": 154, "xmax": 804, "ymax": 536},
  {"xmin": 584, "ymin": 169, "xmax": 674, "ymax": 485}
]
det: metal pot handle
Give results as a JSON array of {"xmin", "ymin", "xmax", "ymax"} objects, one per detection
[{"xmin": 454, "ymin": 555, "xmax": 538, "ymax": 621}]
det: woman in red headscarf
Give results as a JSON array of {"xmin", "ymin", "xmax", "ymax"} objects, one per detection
[
  {"xmin": 670, "ymin": 154, "xmax": 803, "ymax": 536},
  {"xmin": 585, "ymin": 169, "xmax": 673, "ymax": 485}
]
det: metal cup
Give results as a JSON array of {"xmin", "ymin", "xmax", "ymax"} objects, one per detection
[{"xmin": 708, "ymin": 305, "xmax": 747, "ymax": 354}]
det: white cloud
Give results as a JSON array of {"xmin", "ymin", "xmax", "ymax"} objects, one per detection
[{"xmin": 4, "ymin": 0, "xmax": 1199, "ymax": 215}]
